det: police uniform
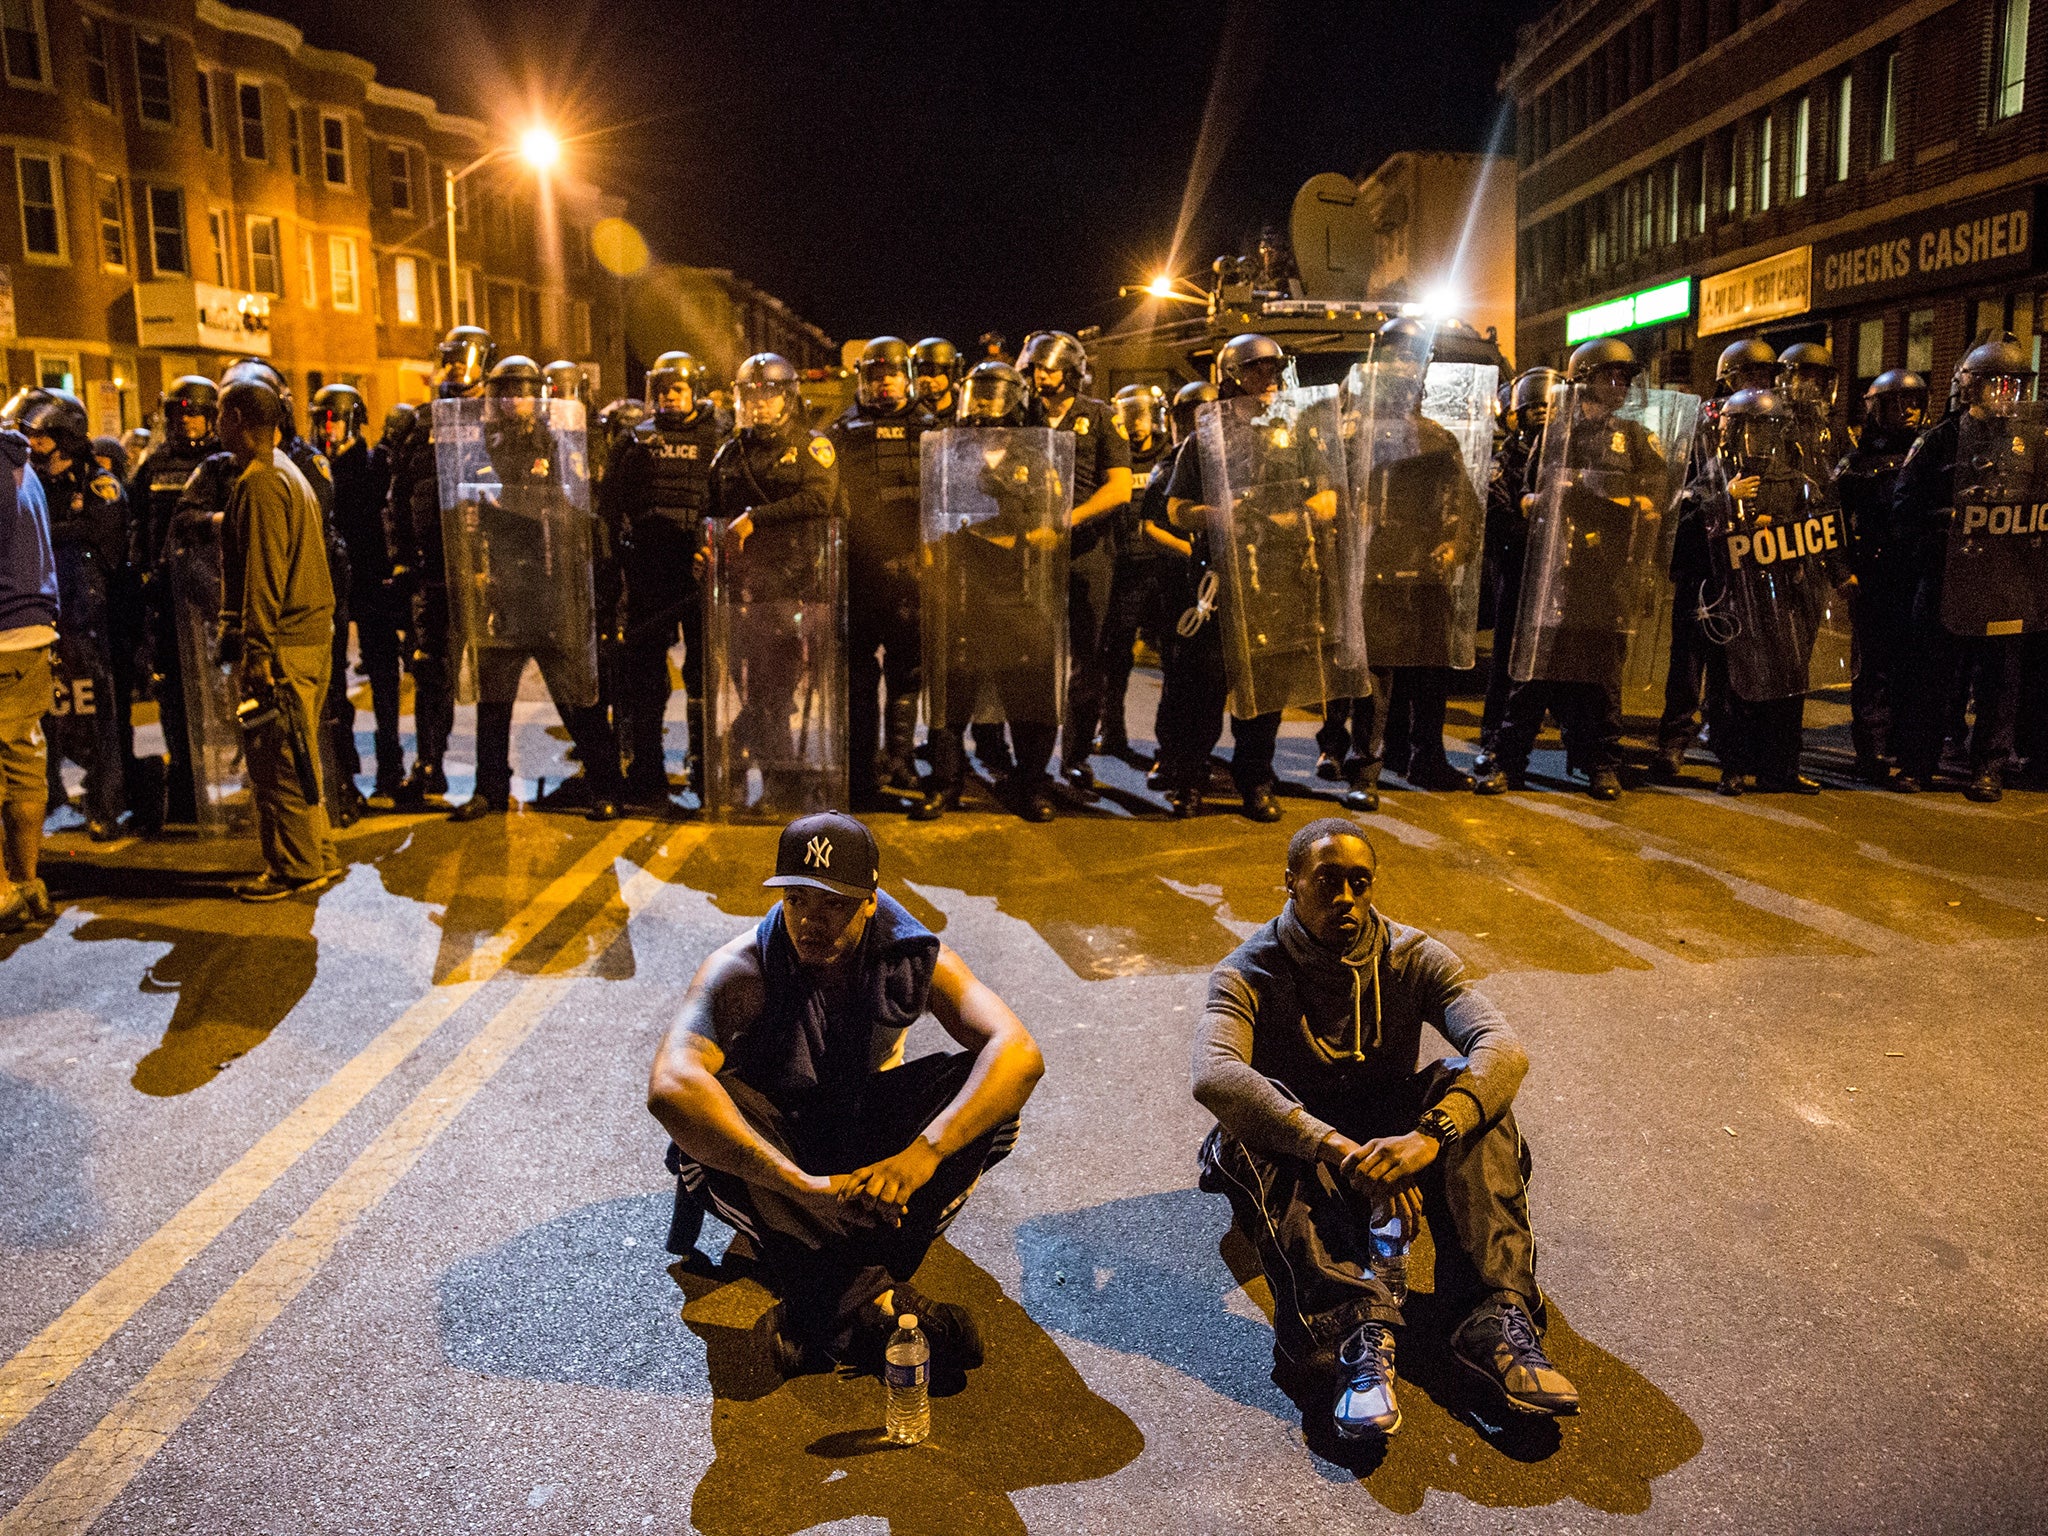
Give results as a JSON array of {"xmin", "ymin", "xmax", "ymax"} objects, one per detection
[
  {"xmin": 42, "ymin": 456, "xmax": 129, "ymax": 828},
  {"xmin": 828, "ymin": 398, "xmax": 930, "ymax": 802},
  {"xmin": 129, "ymin": 432, "xmax": 220, "ymax": 822},
  {"xmin": 1032, "ymin": 390, "xmax": 1130, "ymax": 778},
  {"xmin": 1479, "ymin": 424, "xmax": 1538, "ymax": 756},
  {"xmin": 600, "ymin": 405, "xmax": 722, "ymax": 801},
  {"xmin": 329, "ymin": 432, "xmax": 404, "ymax": 795},
  {"xmin": 1093, "ymin": 428, "xmax": 1171, "ymax": 755},
  {"xmin": 1835, "ymin": 423, "xmax": 1919, "ymax": 777},
  {"xmin": 385, "ymin": 409, "xmax": 455, "ymax": 794}
]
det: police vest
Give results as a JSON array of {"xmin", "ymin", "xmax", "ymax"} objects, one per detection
[
  {"xmin": 834, "ymin": 409, "xmax": 923, "ymax": 558},
  {"xmin": 637, "ymin": 417, "xmax": 719, "ymax": 523}
]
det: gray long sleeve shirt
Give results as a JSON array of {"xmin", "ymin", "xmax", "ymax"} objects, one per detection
[{"xmin": 1190, "ymin": 905, "xmax": 1528, "ymax": 1162}]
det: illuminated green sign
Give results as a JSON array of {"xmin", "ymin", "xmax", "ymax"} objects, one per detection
[{"xmin": 1565, "ymin": 277, "xmax": 1693, "ymax": 344}]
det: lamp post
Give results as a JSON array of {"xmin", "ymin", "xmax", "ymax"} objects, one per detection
[{"xmin": 444, "ymin": 126, "xmax": 560, "ymax": 328}]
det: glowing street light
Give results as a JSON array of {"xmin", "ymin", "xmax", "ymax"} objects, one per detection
[
  {"xmin": 445, "ymin": 123, "xmax": 562, "ymax": 326},
  {"xmin": 519, "ymin": 126, "xmax": 562, "ymax": 171},
  {"xmin": 1147, "ymin": 273, "xmax": 1177, "ymax": 299}
]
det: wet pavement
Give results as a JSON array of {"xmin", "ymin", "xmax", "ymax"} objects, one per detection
[{"xmin": 2, "ymin": 671, "xmax": 2045, "ymax": 1534}]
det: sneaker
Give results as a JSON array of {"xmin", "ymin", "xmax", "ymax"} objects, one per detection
[
  {"xmin": 235, "ymin": 872, "xmax": 311, "ymax": 903},
  {"xmin": 891, "ymin": 1285, "xmax": 984, "ymax": 1372},
  {"xmin": 1451, "ymin": 1301, "xmax": 1579, "ymax": 1416},
  {"xmin": 1333, "ymin": 1322, "xmax": 1400, "ymax": 1439}
]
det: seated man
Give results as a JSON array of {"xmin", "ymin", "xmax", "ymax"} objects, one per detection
[
  {"xmin": 1190, "ymin": 817, "xmax": 1576, "ymax": 1439},
  {"xmin": 648, "ymin": 810, "xmax": 1044, "ymax": 1373}
]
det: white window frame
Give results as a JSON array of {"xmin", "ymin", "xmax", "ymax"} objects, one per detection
[
  {"xmin": 328, "ymin": 233, "xmax": 359, "ymax": 311},
  {"xmin": 145, "ymin": 184, "xmax": 186, "ymax": 275},
  {"xmin": 1995, "ymin": 0, "xmax": 2030, "ymax": 121},
  {"xmin": 35, "ymin": 352, "xmax": 78, "ymax": 392},
  {"xmin": 386, "ymin": 144, "xmax": 412, "ymax": 211},
  {"xmin": 393, "ymin": 253, "xmax": 419, "ymax": 324},
  {"xmin": 1757, "ymin": 113, "xmax": 1774, "ymax": 213},
  {"xmin": 300, "ymin": 230, "xmax": 317, "ymax": 306},
  {"xmin": 1791, "ymin": 94, "xmax": 1810, "ymax": 200},
  {"xmin": 1878, "ymin": 51, "xmax": 1898, "ymax": 164},
  {"xmin": 95, "ymin": 172, "xmax": 124, "ymax": 270},
  {"xmin": 2, "ymin": 0, "xmax": 49, "ymax": 89},
  {"xmin": 79, "ymin": 12, "xmax": 109, "ymax": 107},
  {"xmin": 246, "ymin": 214, "xmax": 279, "ymax": 295},
  {"xmin": 320, "ymin": 113, "xmax": 348, "ymax": 187},
  {"xmin": 237, "ymin": 78, "xmax": 267, "ymax": 163},
  {"xmin": 1833, "ymin": 73, "xmax": 1853, "ymax": 182},
  {"xmin": 205, "ymin": 207, "xmax": 229, "ymax": 286},
  {"xmin": 133, "ymin": 34, "xmax": 172, "ymax": 127},
  {"xmin": 15, "ymin": 150, "xmax": 67, "ymax": 264}
]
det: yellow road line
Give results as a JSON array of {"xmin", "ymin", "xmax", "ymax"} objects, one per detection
[
  {"xmin": 0, "ymin": 826, "xmax": 704, "ymax": 1534},
  {"xmin": 0, "ymin": 818, "xmax": 655, "ymax": 1447}
]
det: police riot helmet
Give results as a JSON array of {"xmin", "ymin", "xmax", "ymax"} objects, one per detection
[
  {"xmin": 912, "ymin": 337, "xmax": 962, "ymax": 397},
  {"xmin": 1718, "ymin": 387, "xmax": 1792, "ymax": 476},
  {"xmin": 15, "ymin": 389, "xmax": 92, "ymax": 460},
  {"xmin": 436, "ymin": 326, "xmax": 497, "ymax": 397},
  {"xmin": 308, "ymin": 383, "xmax": 367, "ymax": 452},
  {"xmin": 1956, "ymin": 336, "xmax": 2035, "ymax": 417},
  {"xmin": 1715, "ymin": 337, "xmax": 1779, "ymax": 395},
  {"xmin": 644, "ymin": 350, "xmax": 706, "ymax": 412},
  {"xmin": 483, "ymin": 357, "xmax": 546, "ymax": 427},
  {"xmin": 1170, "ymin": 379, "xmax": 1220, "ymax": 441},
  {"xmin": 734, "ymin": 352, "xmax": 803, "ymax": 432},
  {"xmin": 1375, "ymin": 315, "xmax": 1435, "ymax": 366},
  {"xmin": 163, "ymin": 376, "xmax": 221, "ymax": 439},
  {"xmin": 1215, "ymin": 333, "xmax": 1286, "ymax": 399},
  {"xmin": 1111, "ymin": 383, "xmax": 1167, "ymax": 443},
  {"xmin": 959, "ymin": 360, "xmax": 1027, "ymax": 426},
  {"xmin": 121, "ymin": 426, "xmax": 153, "ymax": 463},
  {"xmin": 380, "ymin": 402, "xmax": 416, "ymax": 444},
  {"xmin": 92, "ymin": 435, "xmax": 129, "ymax": 479},
  {"xmin": 855, "ymin": 336, "xmax": 915, "ymax": 411},
  {"xmin": 1567, "ymin": 337, "xmax": 1639, "ymax": 382},
  {"xmin": 1864, "ymin": 369, "xmax": 1929, "ymax": 436},
  {"xmin": 1018, "ymin": 331, "xmax": 1088, "ymax": 397},
  {"xmin": 1777, "ymin": 341, "xmax": 1836, "ymax": 408},
  {"xmin": 543, "ymin": 360, "xmax": 588, "ymax": 404},
  {"xmin": 1511, "ymin": 367, "xmax": 1561, "ymax": 415},
  {"xmin": 221, "ymin": 356, "xmax": 287, "ymax": 396}
]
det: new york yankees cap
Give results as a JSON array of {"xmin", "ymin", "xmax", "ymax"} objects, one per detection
[{"xmin": 763, "ymin": 810, "xmax": 879, "ymax": 900}]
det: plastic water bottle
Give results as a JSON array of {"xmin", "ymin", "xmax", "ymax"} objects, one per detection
[
  {"xmin": 1369, "ymin": 1203, "xmax": 1411, "ymax": 1305},
  {"xmin": 884, "ymin": 1313, "xmax": 930, "ymax": 1445}
]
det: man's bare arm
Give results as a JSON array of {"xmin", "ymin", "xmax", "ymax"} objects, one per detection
[
  {"xmin": 646, "ymin": 934, "xmax": 834, "ymax": 1201},
  {"xmin": 1070, "ymin": 466, "xmax": 1134, "ymax": 527}
]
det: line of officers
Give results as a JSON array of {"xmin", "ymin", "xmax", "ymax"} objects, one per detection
[{"xmin": 5, "ymin": 313, "xmax": 2041, "ymax": 844}]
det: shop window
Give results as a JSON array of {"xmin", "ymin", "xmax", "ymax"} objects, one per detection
[
  {"xmin": 1994, "ymin": 0, "xmax": 2029, "ymax": 121},
  {"xmin": 15, "ymin": 152, "xmax": 63, "ymax": 261},
  {"xmin": 1856, "ymin": 318, "xmax": 1885, "ymax": 379},
  {"xmin": 96, "ymin": 174, "xmax": 123, "ymax": 269},
  {"xmin": 248, "ymin": 216, "xmax": 279, "ymax": 294},
  {"xmin": 1791, "ymin": 95, "xmax": 1810, "ymax": 199},
  {"xmin": 1974, "ymin": 298, "xmax": 2006, "ymax": 344},
  {"xmin": 1877, "ymin": 49, "xmax": 1898, "ymax": 163},
  {"xmin": 147, "ymin": 186, "xmax": 186, "ymax": 275},
  {"xmin": 134, "ymin": 35, "xmax": 172, "ymax": 125},
  {"xmin": 2, "ymin": 0, "xmax": 46, "ymax": 86},
  {"xmin": 239, "ymin": 81, "xmax": 266, "ymax": 161},
  {"xmin": 1905, "ymin": 308, "xmax": 1934, "ymax": 374},
  {"xmin": 1833, "ymin": 74, "xmax": 1853, "ymax": 181},
  {"xmin": 80, "ymin": 13, "xmax": 108, "ymax": 104}
]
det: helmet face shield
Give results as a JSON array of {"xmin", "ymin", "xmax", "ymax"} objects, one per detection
[
  {"xmin": 1722, "ymin": 413, "xmax": 1790, "ymax": 477},
  {"xmin": 736, "ymin": 380, "xmax": 794, "ymax": 430},
  {"xmin": 960, "ymin": 371, "xmax": 1023, "ymax": 424},
  {"xmin": 438, "ymin": 337, "xmax": 492, "ymax": 396},
  {"xmin": 1111, "ymin": 392, "xmax": 1161, "ymax": 441},
  {"xmin": 1869, "ymin": 390, "xmax": 1926, "ymax": 433},
  {"xmin": 1781, "ymin": 366, "xmax": 1836, "ymax": 408},
  {"xmin": 1971, "ymin": 372, "xmax": 2028, "ymax": 417},
  {"xmin": 857, "ymin": 360, "xmax": 911, "ymax": 410}
]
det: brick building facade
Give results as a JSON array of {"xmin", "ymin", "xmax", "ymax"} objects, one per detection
[
  {"xmin": 0, "ymin": 0, "xmax": 628, "ymax": 433},
  {"xmin": 1507, "ymin": 0, "xmax": 2048, "ymax": 421}
]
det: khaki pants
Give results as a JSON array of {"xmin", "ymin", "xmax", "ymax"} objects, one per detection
[{"xmin": 246, "ymin": 643, "xmax": 336, "ymax": 883}]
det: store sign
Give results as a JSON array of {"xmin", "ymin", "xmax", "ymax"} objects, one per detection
[
  {"xmin": 1564, "ymin": 277, "xmax": 1692, "ymax": 345},
  {"xmin": 1813, "ymin": 189, "xmax": 2036, "ymax": 309},
  {"xmin": 1699, "ymin": 246, "xmax": 1813, "ymax": 336},
  {"xmin": 133, "ymin": 281, "xmax": 272, "ymax": 356}
]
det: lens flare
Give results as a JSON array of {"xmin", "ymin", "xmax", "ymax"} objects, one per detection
[{"xmin": 519, "ymin": 126, "xmax": 561, "ymax": 170}]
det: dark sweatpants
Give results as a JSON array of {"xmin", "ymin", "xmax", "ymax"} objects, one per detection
[
  {"xmin": 669, "ymin": 1052, "xmax": 1019, "ymax": 1350},
  {"xmin": 1197, "ymin": 1059, "xmax": 1541, "ymax": 1366},
  {"xmin": 1062, "ymin": 542, "xmax": 1116, "ymax": 772}
]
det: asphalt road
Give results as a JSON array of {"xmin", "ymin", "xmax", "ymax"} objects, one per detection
[{"xmin": 2, "ymin": 674, "xmax": 2044, "ymax": 1535}]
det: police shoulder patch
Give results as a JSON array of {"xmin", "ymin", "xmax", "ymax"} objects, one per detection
[
  {"xmin": 809, "ymin": 435, "xmax": 836, "ymax": 468},
  {"xmin": 311, "ymin": 452, "xmax": 331, "ymax": 478},
  {"xmin": 91, "ymin": 475, "xmax": 121, "ymax": 501},
  {"xmin": 1075, "ymin": 414, "xmax": 1091, "ymax": 434}
]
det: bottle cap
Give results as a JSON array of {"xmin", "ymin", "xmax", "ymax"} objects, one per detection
[{"xmin": 898, "ymin": 1314, "xmax": 917, "ymax": 1331}]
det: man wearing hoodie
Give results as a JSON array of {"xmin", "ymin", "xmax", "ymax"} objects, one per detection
[
  {"xmin": 1190, "ymin": 818, "xmax": 1575, "ymax": 1441},
  {"xmin": 0, "ymin": 427, "xmax": 57, "ymax": 931}
]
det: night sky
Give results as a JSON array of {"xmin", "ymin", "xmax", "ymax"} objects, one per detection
[{"xmin": 254, "ymin": 0, "xmax": 1547, "ymax": 349}]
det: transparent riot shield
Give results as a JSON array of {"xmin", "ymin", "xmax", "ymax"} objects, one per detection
[
  {"xmin": 1509, "ymin": 381, "xmax": 1699, "ymax": 687},
  {"xmin": 701, "ymin": 515, "xmax": 847, "ymax": 820},
  {"xmin": 1194, "ymin": 385, "xmax": 1367, "ymax": 718},
  {"xmin": 919, "ymin": 427, "xmax": 1075, "ymax": 732},
  {"xmin": 1343, "ymin": 361, "xmax": 1497, "ymax": 670},
  {"xmin": 167, "ymin": 522, "xmax": 252, "ymax": 832},
  {"xmin": 1947, "ymin": 403, "xmax": 2048, "ymax": 636},
  {"xmin": 1700, "ymin": 470, "xmax": 1855, "ymax": 702},
  {"xmin": 432, "ymin": 397, "xmax": 599, "ymax": 708}
]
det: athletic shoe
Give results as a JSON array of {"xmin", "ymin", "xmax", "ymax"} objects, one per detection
[
  {"xmin": 890, "ymin": 1285, "xmax": 984, "ymax": 1371},
  {"xmin": 1333, "ymin": 1322, "xmax": 1400, "ymax": 1438},
  {"xmin": 235, "ymin": 872, "xmax": 311, "ymax": 902},
  {"xmin": 1451, "ymin": 1300, "xmax": 1579, "ymax": 1416}
]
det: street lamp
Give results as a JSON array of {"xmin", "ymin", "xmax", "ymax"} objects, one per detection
[{"xmin": 444, "ymin": 124, "xmax": 560, "ymax": 327}]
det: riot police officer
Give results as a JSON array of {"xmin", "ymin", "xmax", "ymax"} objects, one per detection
[
  {"xmin": 1143, "ymin": 380, "xmax": 1218, "ymax": 803},
  {"xmin": 829, "ymin": 337, "xmax": 931, "ymax": 808},
  {"xmin": 1475, "ymin": 367, "xmax": 1557, "ymax": 777},
  {"xmin": 1094, "ymin": 383, "xmax": 1172, "ymax": 760},
  {"xmin": 1020, "ymin": 331, "xmax": 1132, "ymax": 793},
  {"xmin": 598, "ymin": 350, "xmax": 721, "ymax": 807},
  {"xmin": 312, "ymin": 383, "xmax": 403, "ymax": 806},
  {"xmin": 388, "ymin": 325, "xmax": 495, "ymax": 804},
  {"xmin": 129, "ymin": 375, "xmax": 222, "ymax": 825},
  {"xmin": 1835, "ymin": 370, "xmax": 1927, "ymax": 781},
  {"xmin": 913, "ymin": 337, "xmax": 962, "ymax": 420},
  {"xmin": 1891, "ymin": 338, "xmax": 2032, "ymax": 801},
  {"xmin": 11, "ymin": 391, "xmax": 127, "ymax": 836}
]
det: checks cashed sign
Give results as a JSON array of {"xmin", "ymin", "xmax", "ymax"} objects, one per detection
[{"xmin": 1814, "ymin": 189, "xmax": 2037, "ymax": 309}]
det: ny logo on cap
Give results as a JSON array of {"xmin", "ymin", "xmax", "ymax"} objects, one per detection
[{"xmin": 804, "ymin": 836, "xmax": 832, "ymax": 869}]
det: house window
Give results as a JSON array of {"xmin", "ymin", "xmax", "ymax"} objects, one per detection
[
  {"xmin": 287, "ymin": 108, "xmax": 303, "ymax": 175},
  {"xmin": 1667, "ymin": 158, "xmax": 1681, "ymax": 244},
  {"xmin": 134, "ymin": 35, "xmax": 171, "ymax": 125},
  {"xmin": 197, "ymin": 73, "xmax": 216, "ymax": 150},
  {"xmin": 300, "ymin": 231, "xmax": 317, "ymax": 306},
  {"xmin": 248, "ymin": 216, "xmax": 279, "ymax": 294},
  {"xmin": 1833, "ymin": 74, "xmax": 1853, "ymax": 181},
  {"xmin": 1757, "ymin": 112, "xmax": 1774, "ymax": 212},
  {"xmin": 1856, "ymin": 318, "xmax": 1885, "ymax": 379},
  {"xmin": 37, "ymin": 353, "xmax": 77, "ymax": 391},
  {"xmin": 1791, "ymin": 95, "xmax": 1810, "ymax": 198},
  {"xmin": 96, "ymin": 174, "xmax": 123, "ymax": 268},
  {"xmin": 80, "ymin": 13, "xmax": 108, "ymax": 105},
  {"xmin": 320, "ymin": 115, "xmax": 347, "ymax": 185},
  {"xmin": 146, "ymin": 185, "xmax": 186, "ymax": 275},
  {"xmin": 238, "ymin": 81, "xmax": 266, "ymax": 161},
  {"xmin": 387, "ymin": 146, "xmax": 411, "ymax": 211},
  {"xmin": 1724, "ymin": 130, "xmax": 1739, "ymax": 218},
  {"xmin": 1994, "ymin": 0, "xmax": 2029, "ymax": 120},
  {"xmin": 457, "ymin": 266, "xmax": 476, "ymax": 326},
  {"xmin": 394, "ymin": 254, "xmax": 419, "ymax": 323},
  {"xmin": 1906, "ymin": 307, "xmax": 1934, "ymax": 373},
  {"xmin": 206, "ymin": 208, "xmax": 228, "ymax": 285},
  {"xmin": 15, "ymin": 153, "xmax": 63, "ymax": 260},
  {"xmin": 2, "ymin": 0, "xmax": 46, "ymax": 85},
  {"xmin": 328, "ymin": 234, "xmax": 359, "ymax": 310},
  {"xmin": 1877, "ymin": 49, "xmax": 1898, "ymax": 163}
]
